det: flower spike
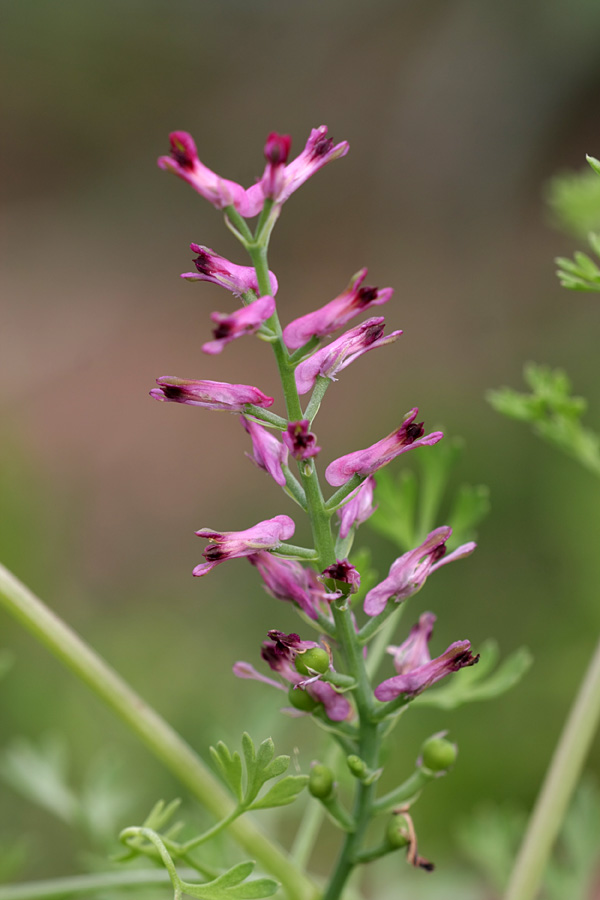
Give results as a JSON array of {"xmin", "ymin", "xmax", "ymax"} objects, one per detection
[
  {"xmin": 325, "ymin": 409, "xmax": 443, "ymax": 487},
  {"xmin": 283, "ymin": 420, "xmax": 321, "ymax": 461},
  {"xmin": 150, "ymin": 377, "xmax": 274, "ymax": 411},
  {"xmin": 283, "ymin": 269, "xmax": 393, "ymax": 350},
  {"xmin": 337, "ymin": 475, "xmax": 377, "ymax": 539},
  {"xmin": 182, "ymin": 245, "xmax": 279, "ymax": 297},
  {"xmin": 249, "ymin": 552, "xmax": 338, "ymax": 620},
  {"xmin": 295, "ymin": 317, "xmax": 402, "ymax": 395},
  {"xmin": 193, "ymin": 515, "xmax": 295, "ymax": 577}
]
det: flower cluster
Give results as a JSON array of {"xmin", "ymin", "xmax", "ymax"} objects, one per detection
[{"xmin": 153, "ymin": 125, "xmax": 478, "ymax": 732}]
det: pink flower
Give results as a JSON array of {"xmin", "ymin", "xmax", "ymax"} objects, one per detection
[
  {"xmin": 374, "ymin": 613, "xmax": 479, "ymax": 701},
  {"xmin": 202, "ymin": 296, "xmax": 276, "ymax": 355},
  {"xmin": 261, "ymin": 132, "xmax": 292, "ymax": 200},
  {"xmin": 249, "ymin": 552, "xmax": 338, "ymax": 620},
  {"xmin": 337, "ymin": 475, "xmax": 377, "ymax": 539},
  {"xmin": 193, "ymin": 515, "xmax": 295, "ymax": 577},
  {"xmin": 150, "ymin": 377, "xmax": 274, "ymax": 411},
  {"xmin": 241, "ymin": 417, "xmax": 288, "ymax": 486},
  {"xmin": 260, "ymin": 126, "xmax": 349, "ymax": 208},
  {"xmin": 157, "ymin": 131, "xmax": 264, "ymax": 217},
  {"xmin": 282, "ymin": 269, "xmax": 393, "ymax": 350},
  {"xmin": 282, "ymin": 420, "xmax": 321, "ymax": 460},
  {"xmin": 363, "ymin": 527, "xmax": 476, "ymax": 616},
  {"xmin": 325, "ymin": 409, "xmax": 443, "ymax": 487},
  {"xmin": 295, "ymin": 318, "xmax": 402, "ymax": 395},
  {"xmin": 181, "ymin": 245, "xmax": 279, "ymax": 297}
]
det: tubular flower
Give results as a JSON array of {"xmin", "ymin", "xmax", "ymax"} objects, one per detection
[
  {"xmin": 181, "ymin": 244, "xmax": 279, "ymax": 297},
  {"xmin": 233, "ymin": 630, "xmax": 352, "ymax": 722},
  {"xmin": 337, "ymin": 474, "xmax": 377, "ymax": 539},
  {"xmin": 282, "ymin": 268, "xmax": 394, "ymax": 350},
  {"xmin": 295, "ymin": 317, "xmax": 402, "ymax": 395},
  {"xmin": 282, "ymin": 420, "xmax": 321, "ymax": 460},
  {"xmin": 193, "ymin": 515, "xmax": 295, "ymax": 577},
  {"xmin": 363, "ymin": 527, "xmax": 476, "ymax": 617},
  {"xmin": 249, "ymin": 551, "xmax": 339, "ymax": 620},
  {"xmin": 325, "ymin": 408, "xmax": 443, "ymax": 487},
  {"xmin": 241, "ymin": 416, "xmax": 289, "ymax": 486},
  {"xmin": 260, "ymin": 132, "xmax": 292, "ymax": 200},
  {"xmin": 157, "ymin": 131, "xmax": 264, "ymax": 217},
  {"xmin": 248, "ymin": 125, "xmax": 349, "ymax": 211},
  {"xmin": 202, "ymin": 296, "xmax": 276, "ymax": 355},
  {"xmin": 374, "ymin": 614, "xmax": 479, "ymax": 701},
  {"xmin": 150, "ymin": 377, "xmax": 274, "ymax": 411}
]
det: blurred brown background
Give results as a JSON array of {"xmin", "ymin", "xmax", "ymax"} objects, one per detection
[{"xmin": 2, "ymin": 0, "xmax": 600, "ymax": 890}]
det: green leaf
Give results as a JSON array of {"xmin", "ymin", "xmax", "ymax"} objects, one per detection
[
  {"xmin": 447, "ymin": 484, "xmax": 490, "ymax": 548},
  {"xmin": 181, "ymin": 861, "xmax": 278, "ymax": 900},
  {"xmin": 412, "ymin": 643, "xmax": 532, "ymax": 710},
  {"xmin": 0, "ymin": 648, "xmax": 14, "ymax": 681},
  {"xmin": 586, "ymin": 154, "xmax": 600, "ymax": 177},
  {"xmin": 248, "ymin": 775, "xmax": 309, "ymax": 810},
  {"xmin": 210, "ymin": 742, "xmax": 243, "ymax": 802}
]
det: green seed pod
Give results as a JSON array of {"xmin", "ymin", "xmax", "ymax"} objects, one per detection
[
  {"xmin": 295, "ymin": 647, "xmax": 330, "ymax": 676},
  {"xmin": 385, "ymin": 814, "xmax": 409, "ymax": 849},
  {"xmin": 421, "ymin": 735, "xmax": 458, "ymax": 772},
  {"xmin": 346, "ymin": 755, "xmax": 368, "ymax": 779},
  {"xmin": 287, "ymin": 685, "xmax": 318, "ymax": 712},
  {"xmin": 309, "ymin": 764, "xmax": 335, "ymax": 799}
]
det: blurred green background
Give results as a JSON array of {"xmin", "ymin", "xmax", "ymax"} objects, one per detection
[{"xmin": 2, "ymin": 0, "xmax": 600, "ymax": 894}]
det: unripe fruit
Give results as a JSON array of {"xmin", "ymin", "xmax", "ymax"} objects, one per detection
[
  {"xmin": 295, "ymin": 647, "xmax": 329, "ymax": 676},
  {"xmin": 309, "ymin": 764, "xmax": 335, "ymax": 799},
  {"xmin": 421, "ymin": 736, "xmax": 457, "ymax": 772},
  {"xmin": 287, "ymin": 686, "xmax": 318, "ymax": 712},
  {"xmin": 385, "ymin": 814, "xmax": 409, "ymax": 849}
]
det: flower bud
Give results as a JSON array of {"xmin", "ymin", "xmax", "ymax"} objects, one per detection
[
  {"xmin": 346, "ymin": 755, "xmax": 368, "ymax": 779},
  {"xmin": 309, "ymin": 764, "xmax": 335, "ymax": 799},
  {"xmin": 385, "ymin": 814, "xmax": 410, "ymax": 849},
  {"xmin": 295, "ymin": 647, "xmax": 330, "ymax": 676},
  {"xmin": 287, "ymin": 685, "xmax": 318, "ymax": 712},
  {"xmin": 421, "ymin": 735, "xmax": 458, "ymax": 772}
]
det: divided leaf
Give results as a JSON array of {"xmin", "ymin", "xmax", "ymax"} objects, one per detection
[
  {"xmin": 248, "ymin": 775, "xmax": 309, "ymax": 810},
  {"xmin": 210, "ymin": 742, "xmax": 243, "ymax": 803}
]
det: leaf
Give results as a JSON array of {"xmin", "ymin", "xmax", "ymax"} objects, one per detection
[
  {"xmin": 248, "ymin": 775, "xmax": 309, "ymax": 810},
  {"xmin": 447, "ymin": 484, "xmax": 490, "ymax": 548},
  {"xmin": 412, "ymin": 644, "xmax": 532, "ymax": 710},
  {"xmin": 0, "ymin": 734, "xmax": 79, "ymax": 825},
  {"xmin": 368, "ymin": 468, "xmax": 417, "ymax": 550},
  {"xmin": 210, "ymin": 742, "xmax": 243, "ymax": 802},
  {"xmin": 181, "ymin": 861, "xmax": 278, "ymax": 900},
  {"xmin": 0, "ymin": 649, "xmax": 14, "ymax": 681}
]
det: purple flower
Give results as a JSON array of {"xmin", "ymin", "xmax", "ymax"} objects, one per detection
[
  {"xmin": 261, "ymin": 132, "xmax": 292, "ymax": 200},
  {"xmin": 282, "ymin": 269, "xmax": 394, "ymax": 350},
  {"xmin": 295, "ymin": 318, "xmax": 402, "ymax": 395},
  {"xmin": 363, "ymin": 527, "xmax": 476, "ymax": 616},
  {"xmin": 320, "ymin": 559, "xmax": 361, "ymax": 593},
  {"xmin": 249, "ymin": 552, "xmax": 338, "ymax": 620},
  {"xmin": 325, "ymin": 409, "xmax": 443, "ymax": 487},
  {"xmin": 150, "ymin": 377, "xmax": 274, "ymax": 411},
  {"xmin": 202, "ymin": 296, "xmax": 276, "ymax": 355},
  {"xmin": 233, "ymin": 629, "xmax": 352, "ymax": 722},
  {"xmin": 193, "ymin": 515, "xmax": 295, "ymax": 577},
  {"xmin": 337, "ymin": 475, "xmax": 377, "ymax": 539},
  {"xmin": 181, "ymin": 245, "xmax": 279, "ymax": 297},
  {"xmin": 374, "ymin": 613, "xmax": 479, "ymax": 701},
  {"xmin": 241, "ymin": 417, "xmax": 288, "ymax": 486},
  {"xmin": 157, "ymin": 131, "xmax": 264, "ymax": 217},
  {"xmin": 282, "ymin": 420, "xmax": 321, "ymax": 460}
]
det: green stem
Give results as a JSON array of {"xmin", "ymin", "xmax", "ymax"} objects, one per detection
[
  {"xmin": 0, "ymin": 869, "xmax": 204, "ymax": 900},
  {"xmin": 0, "ymin": 564, "xmax": 318, "ymax": 900},
  {"xmin": 247, "ymin": 225, "xmax": 384, "ymax": 900},
  {"xmin": 504, "ymin": 632, "xmax": 600, "ymax": 900}
]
